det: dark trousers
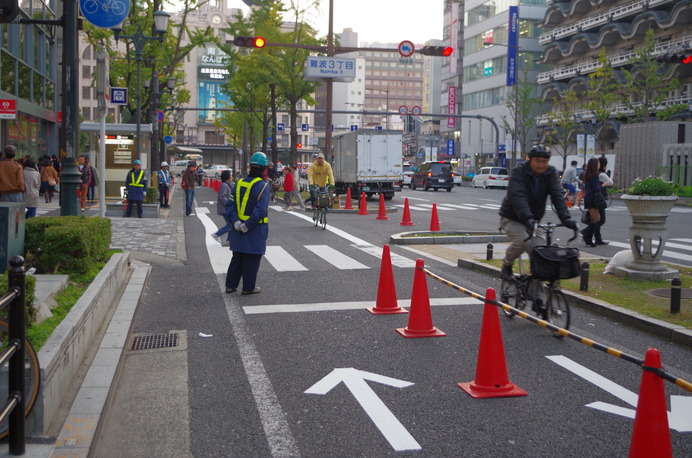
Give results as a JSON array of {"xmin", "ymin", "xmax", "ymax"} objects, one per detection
[
  {"xmin": 126, "ymin": 199, "xmax": 143, "ymax": 218},
  {"xmin": 158, "ymin": 184, "xmax": 169, "ymax": 207},
  {"xmin": 226, "ymin": 252, "xmax": 262, "ymax": 291}
]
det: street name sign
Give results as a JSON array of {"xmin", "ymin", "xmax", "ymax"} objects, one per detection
[{"xmin": 305, "ymin": 56, "xmax": 356, "ymax": 82}]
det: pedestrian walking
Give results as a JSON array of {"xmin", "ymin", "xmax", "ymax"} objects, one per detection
[
  {"xmin": 158, "ymin": 162, "xmax": 172, "ymax": 208},
  {"xmin": 40, "ymin": 158, "xmax": 59, "ymax": 203},
  {"xmin": 580, "ymin": 158, "xmax": 608, "ymax": 247},
  {"xmin": 22, "ymin": 157, "xmax": 40, "ymax": 218},
  {"xmin": 80, "ymin": 156, "xmax": 96, "ymax": 210},
  {"xmin": 282, "ymin": 165, "xmax": 305, "ymax": 211},
  {"xmin": 181, "ymin": 161, "xmax": 197, "ymax": 216},
  {"xmin": 593, "ymin": 156, "xmax": 614, "ymax": 245},
  {"xmin": 225, "ymin": 152, "xmax": 270, "ymax": 295},
  {"xmin": 0, "ymin": 145, "xmax": 25, "ymax": 202},
  {"xmin": 212, "ymin": 170, "xmax": 233, "ymax": 243},
  {"xmin": 125, "ymin": 159, "xmax": 148, "ymax": 218}
]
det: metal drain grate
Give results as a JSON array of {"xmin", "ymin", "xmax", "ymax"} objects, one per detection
[{"xmin": 129, "ymin": 332, "xmax": 180, "ymax": 351}]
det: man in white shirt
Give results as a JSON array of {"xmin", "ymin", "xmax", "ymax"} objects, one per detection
[{"xmin": 560, "ymin": 160, "xmax": 579, "ymax": 206}]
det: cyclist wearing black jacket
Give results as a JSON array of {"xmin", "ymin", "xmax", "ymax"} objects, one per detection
[{"xmin": 499, "ymin": 145, "xmax": 578, "ymax": 279}]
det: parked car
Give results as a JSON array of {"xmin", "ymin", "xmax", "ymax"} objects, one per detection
[
  {"xmin": 169, "ymin": 160, "xmax": 189, "ymax": 176},
  {"xmin": 402, "ymin": 162, "xmax": 414, "ymax": 188},
  {"xmin": 471, "ymin": 166, "xmax": 510, "ymax": 189},
  {"xmin": 205, "ymin": 164, "xmax": 232, "ymax": 179},
  {"xmin": 453, "ymin": 169, "xmax": 462, "ymax": 186},
  {"xmin": 411, "ymin": 161, "xmax": 454, "ymax": 192}
]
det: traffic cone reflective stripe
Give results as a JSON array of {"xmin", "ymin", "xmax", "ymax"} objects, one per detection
[
  {"xmin": 629, "ymin": 348, "xmax": 672, "ymax": 458},
  {"xmin": 368, "ymin": 245, "xmax": 407, "ymax": 315},
  {"xmin": 344, "ymin": 188, "xmax": 353, "ymax": 210},
  {"xmin": 429, "ymin": 203, "xmax": 440, "ymax": 231},
  {"xmin": 357, "ymin": 192, "xmax": 369, "ymax": 215},
  {"xmin": 458, "ymin": 288, "xmax": 527, "ymax": 398},
  {"xmin": 396, "ymin": 259, "xmax": 445, "ymax": 337},
  {"xmin": 400, "ymin": 198, "xmax": 414, "ymax": 226},
  {"xmin": 376, "ymin": 194, "xmax": 389, "ymax": 220}
]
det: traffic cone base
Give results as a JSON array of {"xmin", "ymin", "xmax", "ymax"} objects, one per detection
[
  {"xmin": 396, "ymin": 259, "xmax": 445, "ymax": 338},
  {"xmin": 368, "ymin": 245, "xmax": 407, "ymax": 315},
  {"xmin": 458, "ymin": 288, "xmax": 527, "ymax": 398}
]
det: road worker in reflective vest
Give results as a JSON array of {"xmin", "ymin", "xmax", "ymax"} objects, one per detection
[
  {"xmin": 125, "ymin": 159, "xmax": 148, "ymax": 218},
  {"xmin": 225, "ymin": 152, "xmax": 270, "ymax": 295}
]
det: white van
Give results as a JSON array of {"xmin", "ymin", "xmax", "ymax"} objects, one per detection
[
  {"xmin": 169, "ymin": 160, "xmax": 190, "ymax": 176},
  {"xmin": 471, "ymin": 167, "xmax": 509, "ymax": 189}
]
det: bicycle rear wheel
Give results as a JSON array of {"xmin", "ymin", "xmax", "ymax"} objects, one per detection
[
  {"xmin": 545, "ymin": 289, "xmax": 570, "ymax": 338},
  {"xmin": 500, "ymin": 278, "xmax": 523, "ymax": 318},
  {"xmin": 0, "ymin": 319, "xmax": 41, "ymax": 439}
]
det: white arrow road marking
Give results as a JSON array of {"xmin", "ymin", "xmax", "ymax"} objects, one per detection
[
  {"xmin": 305, "ymin": 368, "xmax": 421, "ymax": 452},
  {"xmin": 547, "ymin": 355, "xmax": 692, "ymax": 432}
]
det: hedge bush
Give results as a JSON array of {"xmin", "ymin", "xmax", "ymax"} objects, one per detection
[
  {"xmin": 0, "ymin": 272, "xmax": 36, "ymax": 324},
  {"xmin": 25, "ymin": 216, "xmax": 111, "ymax": 274}
]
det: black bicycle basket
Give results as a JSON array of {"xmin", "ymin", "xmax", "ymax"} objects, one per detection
[{"xmin": 530, "ymin": 245, "xmax": 581, "ymax": 281}]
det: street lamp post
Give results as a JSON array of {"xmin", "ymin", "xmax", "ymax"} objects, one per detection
[{"xmin": 112, "ymin": 10, "xmax": 170, "ymax": 168}]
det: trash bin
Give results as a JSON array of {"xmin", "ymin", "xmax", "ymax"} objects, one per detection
[{"xmin": 0, "ymin": 202, "xmax": 25, "ymax": 274}]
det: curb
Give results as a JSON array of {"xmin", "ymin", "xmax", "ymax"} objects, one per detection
[
  {"xmin": 457, "ymin": 258, "xmax": 692, "ymax": 349},
  {"xmin": 391, "ymin": 231, "xmax": 509, "ymax": 245}
]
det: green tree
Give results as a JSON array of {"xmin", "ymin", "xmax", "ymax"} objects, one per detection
[
  {"xmin": 543, "ymin": 89, "xmax": 581, "ymax": 172},
  {"xmin": 585, "ymin": 48, "xmax": 621, "ymax": 154},
  {"xmin": 502, "ymin": 69, "xmax": 542, "ymax": 168}
]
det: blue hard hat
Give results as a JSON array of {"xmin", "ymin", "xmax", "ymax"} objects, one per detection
[
  {"xmin": 133, "ymin": 159, "xmax": 141, "ymax": 165},
  {"xmin": 250, "ymin": 152, "xmax": 268, "ymax": 166}
]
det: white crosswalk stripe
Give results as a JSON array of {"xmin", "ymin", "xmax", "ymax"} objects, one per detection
[
  {"xmin": 264, "ymin": 246, "xmax": 308, "ymax": 272},
  {"xmin": 607, "ymin": 241, "xmax": 692, "ymax": 263},
  {"xmin": 305, "ymin": 245, "xmax": 369, "ymax": 270}
]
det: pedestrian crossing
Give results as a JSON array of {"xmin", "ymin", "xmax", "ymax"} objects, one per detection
[
  {"xmin": 394, "ymin": 202, "xmax": 692, "ymax": 213},
  {"xmin": 607, "ymin": 238, "xmax": 692, "ymax": 264}
]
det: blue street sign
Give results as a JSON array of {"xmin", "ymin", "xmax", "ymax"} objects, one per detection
[
  {"xmin": 110, "ymin": 87, "xmax": 128, "ymax": 105},
  {"xmin": 350, "ymin": 125, "xmax": 358, "ymax": 131},
  {"xmin": 447, "ymin": 139, "xmax": 455, "ymax": 156},
  {"xmin": 164, "ymin": 136, "xmax": 173, "ymax": 144},
  {"xmin": 277, "ymin": 123, "xmax": 285, "ymax": 131},
  {"xmin": 157, "ymin": 110, "xmax": 164, "ymax": 122},
  {"xmin": 301, "ymin": 123, "xmax": 309, "ymax": 131},
  {"xmin": 80, "ymin": 0, "xmax": 130, "ymax": 28},
  {"xmin": 507, "ymin": 6, "xmax": 519, "ymax": 87},
  {"xmin": 375, "ymin": 126, "xmax": 383, "ymax": 130}
]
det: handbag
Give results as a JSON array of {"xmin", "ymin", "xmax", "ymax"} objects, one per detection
[
  {"xmin": 48, "ymin": 177, "xmax": 57, "ymax": 187},
  {"xmin": 580, "ymin": 210, "xmax": 590, "ymax": 224}
]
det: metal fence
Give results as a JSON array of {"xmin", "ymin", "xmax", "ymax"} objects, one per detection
[
  {"xmin": 657, "ymin": 164, "xmax": 692, "ymax": 187},
  {"xmin": 0, "ymin": 256, "xmax": 27, "ymax": 455}
]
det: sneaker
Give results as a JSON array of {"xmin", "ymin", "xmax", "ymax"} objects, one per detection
[
  {"xmin": 241, "ymin": 287, "xmax": 261, "ymax": 295},
  {"xmin": 226, "ymin": 287, "xmax": 237, "ymax": 293},
  {"xmin": 501, "ymin": 264, "xmax": 513, "ymax": 280},
  {"xmin": 211, "ymin": 233, "xmax": 221, "ymax": 243},
  {"xmin": 284, "ymin": 206, "xmax": 293, "ymax": 211},
  {"xmin": 81, "ymin": 208, "xmax": 85, "ymax": 212}
]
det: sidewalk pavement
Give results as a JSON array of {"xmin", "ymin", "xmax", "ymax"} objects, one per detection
[{"xmin": 3, "ymin": 186, "xmax": 690, "ymax": 456}]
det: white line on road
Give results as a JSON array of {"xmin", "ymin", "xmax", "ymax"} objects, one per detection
[
  {"xmin": 243, "ymin": 297, "xmax": 481, "ymax": 314},
  {"xmin": 264, "ymin": 246, "xmax": 309, "ymax": 272},
  {"xmin": 398, "ymin": 246, "xmax": 458, "ymax": 267},
  {"xmin": 305, "ymin": 245, "xmax": 369, "ymax": 270}
]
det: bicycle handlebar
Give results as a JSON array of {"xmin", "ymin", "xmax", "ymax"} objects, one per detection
[{"xmin": 526, "ymin": 222, "xmax": 579, "ymax": 244}]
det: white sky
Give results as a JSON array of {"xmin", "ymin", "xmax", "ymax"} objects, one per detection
[{"xmin": 235, "ymin": 0, "xmax": 445, "ymax": 45}]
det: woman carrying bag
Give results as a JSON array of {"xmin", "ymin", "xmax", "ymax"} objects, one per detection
[{"xmin": 580, "ymin": 157, "xmax": 609, "ymax": 247}]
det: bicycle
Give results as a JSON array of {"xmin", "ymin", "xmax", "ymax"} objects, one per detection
[
  {"xmin": 269, "ymin": 179, "xmax": 281, "ymax": 205},
  {"xmin": 0, "ymin": 319, "xmax": 41, "ymax": 439},
  {"xmin": 499, "ymin": 222, "xmax": 580, "ymax": 338},
  {"xmin": 312, "ymin": 187, "xmax": 331, "ymax": 230}
]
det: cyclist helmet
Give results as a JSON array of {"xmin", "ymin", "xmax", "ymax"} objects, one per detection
[
  {"xmin": 528, "ymin": 144, "xmax": 550, "ymax": 158},
  {"xmin": 250, "ymin": 152, "xmax": 268, "ymax": 166},
  {"xmin": 160, "ymin": 161, "xmax": 168, "ymax": 167}
]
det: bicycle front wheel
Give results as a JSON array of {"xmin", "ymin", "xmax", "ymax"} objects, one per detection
[
  {"xmin": 500, "ymin": 278, "xmax": 521, "ymax": 318},
  {"xmin": 313, "ymin": 209, "xmax": 319, "ymax": 227},
  {"xmin": 320, "ymin": 209, "xmax": 327, "ymax": 229},
  {"xmin": 546, "ymin": 289, "xmax": 570, "ymax": 338},
  {"xmin": 0, "ymin": 319, "xmax": 41, "ymax": 439}
]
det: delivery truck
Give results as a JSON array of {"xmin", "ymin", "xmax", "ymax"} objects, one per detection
[{"xmin": 332, "ymin": 131, "xmax": 403, "ymax": 200}]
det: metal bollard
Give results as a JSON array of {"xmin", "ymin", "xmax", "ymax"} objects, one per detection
[
  {"xmin": 670, "ymin": 277, "xmax": 681, "ymax": 314},
  {"xmin": 486, "ymin": 243, "xmax": 493, "ymax": 261},
  {"xmin": 579, "ymin": 262, "xmax": 589, "ymax": 291}
]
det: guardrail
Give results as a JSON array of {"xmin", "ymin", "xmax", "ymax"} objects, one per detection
[{"xmin": 0, "ymin": 256, "xmax": 27, "ymax": 455}]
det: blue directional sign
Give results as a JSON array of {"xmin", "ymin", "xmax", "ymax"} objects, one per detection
[
  {"xmin": 351, "ymin": 125, "xmax": 358, "ymax": 131},
  {"xmin": 375, "ymin": 126, "xmax": 383, "ymax": 131},
  {"xmin": 301, "ymin": 123, "xmax": 309, "ymax": 131},
  {"xmin": 277, "ymin": 123, "xmax": 285, "ymax": 131},
  {"xmin": 507, "ymin": 6, "xmax": 519, "ymax": 87},
  {"xmin": 157, "ymin": 110, "xmax": 164, "ymax": 122},
  {"xmin": 110, "ymin": 87, "xmax": 128, "ymax": 105},
  {"xmin": 447, "ymin": 139, "xmax": 455, "ymax": 156},
  {"xmin": 80, "ymin": 0, "xmax": 130, "ymax": 29},
  {"xmin": 164, "ymin": 136, "xmax": 173, "ymax": 144}
]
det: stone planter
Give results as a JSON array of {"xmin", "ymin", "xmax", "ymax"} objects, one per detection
[
  {"xmin": 618, "ymin": 194, "xmax": 679, "ymax": 280},
  {"xmin": 105, "ymin": 201, "xmax": 160, "ymax": 218}
]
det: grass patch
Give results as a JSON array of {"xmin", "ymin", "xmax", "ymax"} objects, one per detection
[
  {"xmin": 483, "ymin": 259, "xmax": 692, "ymax": 328},
  {"xmin": 26, "ymin": 250, "xmax": 120, "ymax": 352}
]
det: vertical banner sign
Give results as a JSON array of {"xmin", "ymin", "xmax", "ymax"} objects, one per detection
[
  {"xmin": 450, "ymin": 1, "xmax": 460, "ymax": 72},
  {"xmin": 447, "ymin": 87, "xmax": 456, "ymax": 129},
  {"xmin": 576, "ymin": 134, "xmax": 585, "ymax": 157},
  {"xmin": 507, "ymin": 6, "xmax": 519, "ymax": 87},
  {"xmin": 586, "ymin": 134, "xmax": 596, "ymax": 155}
]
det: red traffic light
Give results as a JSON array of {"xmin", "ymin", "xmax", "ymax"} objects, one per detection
[
  {"xmin": 233, "ymin": 36, "xmax": 266, "ymax": 48},
  {"xmin": 296, "ymin": 143, "xmax": 302, "ymax": 149},
  {"xmin": 420, "ymin": 46, "xmax": 454, "ymax": 57},
  {"xmin": 442, "ymin": 47, "xmax": 453, "ymax": 57},
  {"xmin": 684, "ymin": 55, "xmax": 692, "ymax": 64}
]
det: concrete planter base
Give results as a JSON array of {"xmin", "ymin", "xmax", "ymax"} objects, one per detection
[{"xmin": 105, "ymin": 202, "xmax": 160, "ymax": 218}]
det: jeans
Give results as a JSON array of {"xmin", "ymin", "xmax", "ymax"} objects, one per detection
[
  {"xmin": 185, "ymin": 188, "xmax": 195, "ymax": 215},
  {"xmin": 215, "ymin": 214, "xmax": 233, "ymax": 237},
  {"xmin": 88, "ymin": 185, "xmax": 95, "ymax": 201},
  {"xmin": 0, "ymin": 192, "xmax": 23, "ymax": 202},
  {"xmin": 25, "ymin": 207, "xmax": 36, "ymax": 218}
]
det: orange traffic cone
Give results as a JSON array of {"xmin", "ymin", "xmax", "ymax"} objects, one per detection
[
  {"xmin": 629, "ymin": 348, "xmax": 672, "ymax": 458},
  {"xmin": 400, "ymin": 198, "xmax": 414, "ymax": 226},
  {"xmin": 376, "ymin": 194, "xmax": 389, "ymax": 220},
  {"xmin": 429, "ymin": 203, "xmax": 440, "ymax": 231},
  {"xmin": 344, "ymin": 188, "xmax": 354, "ymax": 210},
  {"xmin": 396, "ymin": 259, "xmax": 445, "ymax": 337},
  {"xmin": 357, "ymin": 192, "xmax": 369, "ymax": 215},
  {"xmin": 458, "ymin": 288, "xmax": 527, "ymax": 398},
  {"xmin": 368, "ymin": 245, "xmax": 407, "ymax": 315}
]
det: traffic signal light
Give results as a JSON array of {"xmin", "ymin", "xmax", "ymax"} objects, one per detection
[
  {"xmin": 233, "ymin": 36, "xmax": 266, "ymax": 48},
  {"xmin": 420, "ymin": 46, "xmax": 453, "ymax": 57},
  {"xmin": 656, "ymin": 53, "xmax": 692, "ymax": 64},
  {"xmin": 296, "ymin": 143, "xmax": 302, "ymax": 149},
  {"xmin": 0, "ymin": 0, "xmax": 18, "ymax": 22}
]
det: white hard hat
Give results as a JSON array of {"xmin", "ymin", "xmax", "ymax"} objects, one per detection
[{"xmin": 161, "ymin": 161, "xmax": 169, "ymax": 167}]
